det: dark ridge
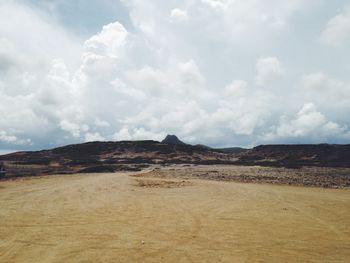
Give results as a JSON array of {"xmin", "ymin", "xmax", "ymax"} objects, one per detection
[
  {"xmin": 0, "ymin": 138, "xmax": 230, "ymax": 178},
  {"xmin": 238, "ymin": 144, "xmax": 350, "ymax": 168},
  {"xmin": 217, "ymin": 147, "xmax": 248, "ymax": 155},
  {"xmin": 1, "ymin": 140, "xmax": 350, "ymax": 178},
  {"xmin": 195, "ymin": 144, "xmax": 212, "ymax": 150}
]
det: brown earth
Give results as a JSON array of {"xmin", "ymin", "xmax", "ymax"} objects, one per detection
[{"xmin": 0, "ymin": 169, "xmax": 349, "ymax": 262}]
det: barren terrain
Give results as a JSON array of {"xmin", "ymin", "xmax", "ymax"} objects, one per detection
[
  {"xmin": 0, "ymin": 167, "xmax": 350, "ymax": 262},
  {"xmin": 2, "ymin": 141, "xmax": 350, "ymax": 179},
  {"xmin": 144, "ymin": 165, "xmax": 350, "ymax": 189}
]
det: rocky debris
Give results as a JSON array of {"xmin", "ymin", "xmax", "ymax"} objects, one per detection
[
  {"xmin": 139, "ymin": 166, "xmax": 350, "ymax": 189},
  {"xmin": 134, "ymin": 178, "xmax": 193, "ymax": 188}
]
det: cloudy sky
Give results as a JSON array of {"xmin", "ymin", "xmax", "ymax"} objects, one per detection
[{"xmin": 0, "ymin": 0, "xmax": 350, "ymax": 152}]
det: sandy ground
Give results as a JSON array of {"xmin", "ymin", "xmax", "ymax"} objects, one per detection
[{"xmin": 0, "ymin": 171, "xmax": 349, "ymax": 262}]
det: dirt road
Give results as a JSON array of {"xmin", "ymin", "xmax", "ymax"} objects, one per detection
[{"xmin": 0, "ymin": 172, "xmax": 349, "ymax": 262}]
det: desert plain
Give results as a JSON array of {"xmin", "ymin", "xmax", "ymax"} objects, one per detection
[{"xmin": 0, "ymin": 165, "xmax": 349, "ymax": 262}]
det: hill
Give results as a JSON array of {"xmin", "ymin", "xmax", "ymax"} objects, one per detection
[
  {"xmin": 0, "ymin": 139, "xmax": 235, "ymax": 177},
  {"xmin": 1, "ymin": 136, "xmax": 350, "ymax": 178}
]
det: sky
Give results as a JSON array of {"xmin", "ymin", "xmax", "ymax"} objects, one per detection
[{"xmin": 0, "ymin": 0, "xmax": 350, "ymax": 152}]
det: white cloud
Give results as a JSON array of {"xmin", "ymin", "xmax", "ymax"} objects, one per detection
[
  {"xmin": 131, "ymin": 128, "xmax": 166, "ymax": 141},
  {"xmin": 0, "ymin": 0, "xmax": 349, "ymax": 149},
  {"xmin": 113, "ymin": 127, "xmax": 165, "ymax": 141},
  {"xmin": 264, "ymin": 103, "xmax": 349, "ymax": 142},
  {"xmin": 84, "ymin": 132, "xmax": 105, "ymax": 142},
  {"xmin": 0, "ymin": 1, "xmax": 82, "ymax": 69},
  {"xmin": 84, "ymin": 22, "xmax": 128, "ymax": 56},
  {"xmin": 302, "ymin": 72, "xmax": 350, "ymax": 107},
  {"xmin": 94, "ymin": 119, "xmax": 111, "ymax": 128},
  {"xmin": 0, "ymin": 1, "xmax": 82, "ymax": 147},
  {"xmin": 201, "ymin": 0, "xmax": 228, "ymax": 10},
  {"xmin": 0, "ymin": 131, "xmax": 19, "ymax": 144},
  {"xmin": 113, "ymin": 127, "xmax": 132, "ymax": 141},
  {"xmin": 278, "ymin": 103, "xmax": 328, "ymax": 137},
  {"xmin": 224, "ymin": 80, "xmax": 248, "ymax": 98},
  {"xmin": 321, "ymin": 11, "xmax": 350, "ymax": 47},
  {"xmin": 256, "ymin": 57, "xmax": 285, "ymax": 86},
  {"xmin": 170, "ymin": 8, "xmax": 188, "ymax": 21},
  {"xmin": 302, "ymin": 72, "xmax": 327, "ymax": 90},
  {"xmin": 0, "ymin": 131, "xmax": 31, "ymax": 145},
  {"xmin": 59, "ymin": 120, "xmax": 89, "ymax": 138}
]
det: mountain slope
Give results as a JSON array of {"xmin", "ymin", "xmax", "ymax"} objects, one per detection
[
  {"xmin": 1, "ymin": 137, "xmax": 350, "ymax": 178},
  {"xmin": 0, "ymin": 139, "xmax": 235, "ymax": 177}
]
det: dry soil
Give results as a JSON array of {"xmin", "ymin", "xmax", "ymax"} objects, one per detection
[{"xmin": 0, "ymin": 171, "xmax": 349, "ymax": 262}]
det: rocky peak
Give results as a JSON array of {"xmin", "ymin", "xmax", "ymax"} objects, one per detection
[{"xmin": 161, "ymin": 135, "xmax": 186, "ymax": 145}]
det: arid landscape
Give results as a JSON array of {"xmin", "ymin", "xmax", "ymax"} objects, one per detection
[
  {"xmin": 1, "ymin": 137, "xmax": 350, "ymax": 179},
  {"xmin": 0, "ymin": 166, "xmax": 350, "ymax": 262},
  {"xmin": 1, "ymin": 137, "xmax": 350, "ymax": 262},
  {"xmin": 2, "ymin": 1, "xmax": 350, "ymax": 262}
]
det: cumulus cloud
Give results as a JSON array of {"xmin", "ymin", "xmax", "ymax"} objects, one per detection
[
  {"xmin": 264, "ymin": 103, "xmax": 349, "ymax": 143},
  {"xmin": 0, "ymin": 1, "xmax": 82, "ymax": 148},
  {"xmin": 277, "ymin": 103, "xmax": 330, "ymax": 137},
  {"xmin": 59, "ymin": 120, "xmax": 89, "ymax": 138},
  {"xmin": 113, "ymin": 127, "xmax": 165, "ymax": 141},
  {"xmin": 256, "ymin": 57, "xmax": 285, "ymax": 86},
  {"xmin": 170, "ymin": 8, "xmax": 188, "ymax": 22},
  {"xmin": 201, "ymin": 0, "xmax": 228, "ymax": 10},
  {"xmin": 0, "ymin": 0, "xmax": 349, "ymax": 150},
  {"xmin": 113, "ymin": 127, "xmax": 132, "ymax": 141},
  {"xmin": 84, "ymin": 22, "xmax": 128, "ymax": 56},
  {"xmin": 224, "ymin": 80, "xmax": 248, "ymax": 98},
  {"xmin": 301, "ymin": 72, "xmax": 350, "ymax": 108},
  {"xmin": 321, "ymin": 11, "xmax": 350, "ymax": 47},
  {"xmin": 0, "ymin": 131, "xmax": 31, "ymax": 145},
  {"xmin": 84, "ymin": 132, "xmax": 105, "ymax": 142}
]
